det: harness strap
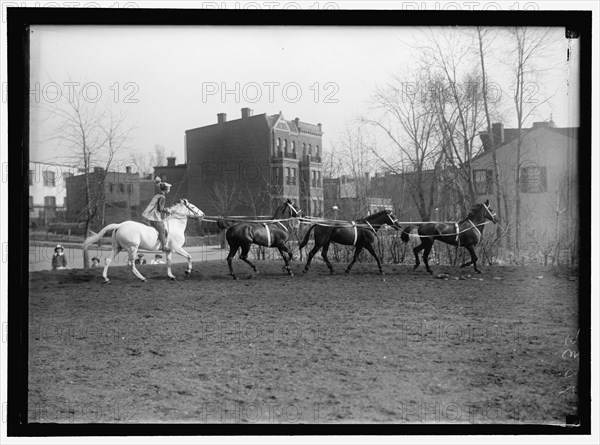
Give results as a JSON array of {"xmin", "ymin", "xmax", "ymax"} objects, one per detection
[
  {"xmin": 455, "ymin": 222, "xmax": 459, "ymax": 244},
  {"xmin": 352, "ymin": 222, "xmax": 358, "ymax": 246},
  {"xmin": 468, "ymin": 219, "xmax": 482, "ymax": 242},
  {"xmin": 264, "ymin": 223, "xmax": 272, "ymax": 247},
  {"xmin": 277, "ymin": 221, "xmax": 288, "ymax": 232},
  {"xmin": 365, "ymin": 220, "xmax": 376, "ymax": 234}
]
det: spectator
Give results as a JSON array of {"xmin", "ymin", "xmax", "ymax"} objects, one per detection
[
  {"xmin": 51, "ymin": 244, "xmax": 68, "ymax": 270},
  {"xmin": 91, "ymin": 257, "xmax": 100, "ymax": 268},
  {"xmin": 150, "ymin": 254, "xmax": 165, "ymax": 265},
  {"xmin": 134, "ymin": 254, "xmax": 147, "ymax": 265}
]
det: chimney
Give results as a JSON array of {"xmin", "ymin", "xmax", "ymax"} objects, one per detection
[
  {"xmin": 217, "ymin": 113, "xmax": 227, "ymax": 124},
  {"xmin": 241, "ymin": 107, "xmax": 253, "ymax": 118},
  {"xmin": 318, "ymin": 123, "xmax": 322, "ymax": 133},
  {"xmin": 294, "ymin": 117, "xmax": 300, "ymax": 127},
  {"xmin": 167, "ymin": 157, "xmax": 176, "ymax": 167},
  {"xmin": 93, "ymin": 166, "xmax": 104, "ymax": 175},
  {"xmin": 125, "ymin": 166, "xmax": 132, "ymax": 173},
  {"xmin": 491, "ymin": 123, "xmax": 504, "ymax": 146}
]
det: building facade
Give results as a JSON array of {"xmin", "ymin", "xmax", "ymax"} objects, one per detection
[
  {"xmin": 472, "ymin": 121, "xmax": 578, "ymax": 255},
  {"xmin": 184, "ymin": 108, "xmax": 324, "ymax": 216},
  {"xmin": 65, "ymin": 166, "xmax": 156, "ymax": 226},
  {"xmin": 28, "ymin": 161, "xmax": 79, "ymax": 227}
]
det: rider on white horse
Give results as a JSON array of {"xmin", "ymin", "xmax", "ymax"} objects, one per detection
[{"xmin": 142, "ymin": 178, "xmax": 172, "ymax": 252}]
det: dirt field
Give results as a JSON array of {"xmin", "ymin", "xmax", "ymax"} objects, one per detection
[{"xmin": 27, "ymin": 259, "xmax": 581, "ymax": 424}]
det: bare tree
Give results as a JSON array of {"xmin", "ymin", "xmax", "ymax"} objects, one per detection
[
  {"xmin": 154, "ymin": 144, "xmax": 167, "ymax": 167},
  {"xmin": 507, "ymin": 27, "xmax": 555, "ymax": 255},
  {"xmin": 46, "ymin": 81, "xmax": 134, "ymax": 268},
  {"xmin": 364, "ymin": 68, "xmax": 443, "ymax": 221},
  {"xmin": 475, "ymin": 26, "xmax": 506, "ymax": 241}
]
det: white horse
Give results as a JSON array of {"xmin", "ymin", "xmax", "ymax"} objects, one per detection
[{"xmin": 83, "ymin": 199, "xmax": 204, "ymax": 282}]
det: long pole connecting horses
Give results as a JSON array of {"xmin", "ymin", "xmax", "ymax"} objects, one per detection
[
  {"xmin": 83, "ymin": 199, "xmax": 204, "ymax": 282},
  {"xmin": 400, "ymin": 200, "xmax": 498, "ymax": 274}
]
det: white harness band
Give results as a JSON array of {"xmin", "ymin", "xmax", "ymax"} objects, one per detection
[
  {"xmin": 264, "ymin": 224, "xmax": 271, "ymax": 247},
  {"xmin": 468, "ymin": 219, "xmax": 482, "ymax": 242},
  {"xmin": 352, "ymin": 222, "xmax": 358, "ymax": 246},
  {"xmin": 455, "ymin": 222, "xmax": 460, "ymax": 244}
]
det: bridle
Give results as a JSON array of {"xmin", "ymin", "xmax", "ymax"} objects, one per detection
[
  {"xmin": 482, "ymin": 202, "xmax": 497, "ymax": 221},
  {"xmin": 170, "ymin": 200, "xmax": 204, "ymax": 219},
  {"xmin": 387, "ymin": 211, "xmax": 400, "ymax": 227}
]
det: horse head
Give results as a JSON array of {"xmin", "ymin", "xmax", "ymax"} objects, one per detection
[
  {"xmin": 482, "ymin": 199, "xmax": 498, "ymax": 224},
  {"xmin": 364, "ymin": 210, "xmax": 402, "ymax": 230},
  {"xmin": 174, "ymin": 199, "xmax": 205, "ymax": 219},
  {"xmin": 276, "ymin": 198, "xmax": 301, "ymax": 219}
]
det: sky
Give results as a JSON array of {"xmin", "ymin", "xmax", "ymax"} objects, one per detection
[{"xmin": 28, "ymin": 22, "xmax": 577, "ymax": 172}]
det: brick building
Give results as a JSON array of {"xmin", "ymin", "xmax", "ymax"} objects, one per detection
[
  {"xmin": 184, "ymin": 108, "xmax": 324, "ymax": 216},
  {"xmin": 65, "ymin": 166, "xmax": 155, "ymax": 226}
]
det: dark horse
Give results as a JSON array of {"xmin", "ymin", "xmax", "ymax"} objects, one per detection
[
  {"xmin": 225, "ymin": 199, "xmax": 301, "ymax": 280},
  {"xmin": 400, "ymin": 200, "xmax": 498, "ymax": 274},
  {"xmin": 299, "ymin": 210, "xmax": 402, "ymax": 275}
]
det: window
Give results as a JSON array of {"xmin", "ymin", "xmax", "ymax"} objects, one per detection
[
  {"xmin": 43, "ymin": 170, "xmax": 55, "ymax": 187},
  {"xmin": 291, "ymin": 141, "xmax": 296, "ymax": 154},
  {"xmin": 308, "ymin": 144, "xmax": 312, "ymax": 155},
  {"xmin": 28, "ymin": 170, "xmax": 33, "ymax": 185},
  {"xmin": 62, "ymin": 172, "xmax": 73, "ymax": 182},
  {"xmin": 473, "ymin": 169, "xmax": 493, "ymax": 195},
  {"xmin": 272, "ymin": 167, "xmax": 279, "ymax": 183},
  {"xmin": 291, "ymin": 168, "xmax": 297, "ymax": 185},
  {"xmin": 302, "ymin": 143, "xmax": 306, "ymax": 155},
  {"xmin": 286, "ymin": 167, "xmax": 291, "ymax": 185},
  {"xmin": 284, "ymin": 139, "xmax": 288, "ymax": 155},
  {"xmin": 162, "ymin": 174, "xmax": 167, "ymax": 182},
  {"xmin": 44, "ymin": 196, "xmax": 56, "ymax": 209},
  {"xmin": 109, "ymin": 183, "xmax": 114, "ymax": 193},
  {"xmin": 277, "ymin": 138, "xmax": 281, "ymax": 149},
  {"xmin": 29, "ymin": 196, "xmax": 33, "ymax": 212},
  {"xmin": 119, "ymin": 183, "xmax": 125, "ymax": 193},
  {"xmin": 316, "ymin": 145, "xmax": 320, "ymax": 157},
  {"xmin": 128, "ymin": 184, "xmax": 133, "ymax": 195},
  {"xmin": 521, "ymin": 166, "xmax": 547, "ymax": 193}
]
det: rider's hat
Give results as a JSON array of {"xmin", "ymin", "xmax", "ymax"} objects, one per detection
[
  {"xmin": 54, "ymin": 244, "xmax": 64, "ymax": 252},
  {"xmin": 159, "ymin": 182, "xmax": 172, "ymax": 191}
]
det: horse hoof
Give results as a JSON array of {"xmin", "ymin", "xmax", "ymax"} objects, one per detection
[
  {"xmin": 379, "ymin": 271, "xmax": 385, "ymax": 275},
  {"xmin": 475, "ymin": 270, "xmax": 482, "ymax": 274},
  {"xmin": 170, "ymin": 277, "xmax": 176, "ymax": 281},
  {"xmin": 413, "ymin": 265, "xmax": 419, "ymax": 270},
  {"xmin": 103, "ymin": 279, "xmax": 110, "ymax": 284},
  {"xmin": 303, "ymin": 269, "xmax": 308, "ymax": 273},
  {"xmin": 345, "ymin": 271, "xmax": 350, "ymax": 276},
  {"xmin": 232, "ymin": 276, "xmax": 238, "ymax": 280},
  {"xmin": 184, "ymin": 270, "xmax": 191, "ymax": 275}
]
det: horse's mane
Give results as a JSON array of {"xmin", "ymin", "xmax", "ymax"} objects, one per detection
[
  {"xmin": 459, "ymin": 203, "xmax": 484, "ymax": 223},
  {"xmin": 356, "ymin": 210, "xmax": 390, "ymax": 224}
]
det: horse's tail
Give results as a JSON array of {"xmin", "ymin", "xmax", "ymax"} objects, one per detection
[
  {"xmin": 298, "ymin": 224, "xmax": 317, "ymax": 249},
  {"xmin": 82, "ymin": 223, "xmax": 121, "ymax": 250},
  {"xmin": 401, "ymin": 225, "xmax": 414, "ymax": 243}
]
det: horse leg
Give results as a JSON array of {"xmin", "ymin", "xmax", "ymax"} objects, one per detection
[
  {"xmin": 460, "ymin": 245, "xmax": 480, "ymax": 273},
  {"xmin": 277, "ymin": 245, "xmax": 294, "ymax": 276},
  {"xmin": 125, "ymin": 245, "xmax": 146, "ymax": 282},
  {"xmin": 364, "ymin": 244, "xmax": 384, "ymax": 275},
  {"xmin": 303, "ymin": 243, "xmax": 321, "ymax": 273},
  {"xmin": 227, "ymin": 244, "xmax": 240, "ymax": 280},
  {"xmin": 321, "ymin": 243, "xmax": 335, "ymax": 274},
  {"xmin": 239, "ymin": 243, "xmax": 258, "ymax": 275},
  {"xmin": 345, "ymin": 246, "xmax": 363, "ymax": 275},
  {"xmin": 173, "ymin": 246, "xmax": 193, "ymax": 276},
  {"xmin": 413, "ymin": 243, "xmax": 425, "ymax": 269},
  {"xmin": 166, "ymin": 250, "xmax": 176, "ymax": 280},
  {"xmin": 102, "ymin": 245, "xmax": 121, "ymax": 283},
  {"xmin": 422, "ymin": 241, "xmax": 434, "ymax": 274}
]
